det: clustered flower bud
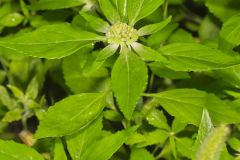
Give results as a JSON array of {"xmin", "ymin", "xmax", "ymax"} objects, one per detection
[{"xmin": 106, "ymin": 22, "xmax": 138, "ymax": 46}]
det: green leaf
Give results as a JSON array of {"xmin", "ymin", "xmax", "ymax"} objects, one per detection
[
  {"xmin": 199, "ymin": 16, "xmax": 219, "ymax": 41},
  {"xmin": 205, "ymin": 0, "xmax": 240, "ymax": 22},
  {"xmin": 146, "ymin": 109, "xmax": 170, "ymax": 130},
  {"xmin": 62, "ymin": 48, "xmax": 109, "ymax": 93},
  {"xmin": 54, "ymin": 139, "xmax": 67, "ymax": 160},
  {"xmin": 220, "ymin": 14, "xmax": 240, "ymax": 48},
  {"xmin": 0, "ymin": 13, "xmax": 24, "ymax": 27},
  {"xmin": 35, "ymin": 93, "xmax": 106, "ymax": 138},
  {"xmin": 147, "ymin": 89, "xmax": 240, "ymax": 126},
  {"xmin": 196, "ymin": 125, "xmax": 230, "ymax": 160},
  {"xmin": 131, "ymin": 42, "xmax": 167, "ymax": 62},
  {"xmin": 0, "ymin": 85, "xmax": 16, "ymax": 110},
  {"xmin": 127, "ymin": 0, "xmax": 164, "ymax": 25},
  {"xmin": 96, "ymin": 44, "xmax": 119, "ymax": 61},
  {"xmin": 99, "ymin": 0, "xmax": 120, "ymax": 24},
  {"xmin": 228, "ymin": 137, "xmax": 240, "ymax": 152},
  {"xmin": 25, "ymin": 77, "xmax": 39, "ymax": 100},
  {"xmin": 149, "ymin": 62, "xmax": 190, "ymax": 80},
  {"xmin": 7, "ymin": 85, "xmax": 24, "ymax": 100},
  {"xmin": 196, "ymin": 109, "xmax": 214, "ymax": 146},
  {"xmin": 147, "ymin": 23, "xmax": 178, "ymax": 48},
  {"xmin": 81, "ymin": 126, "xmax": 137, "ymax": 160},
  {"xmin": 66, "ymin": 117, "xmax": 103, "ymax": 160},
  {"xmin": 138, "ymin": 16, "xmax": 172, "ymax": 36},
  {"xmin": 0, "ymin": 139, "xmax": 44, "ymax": 160},
  {"xmin": 0, "ymin": 23, "xmax": 105, "ymax": 59},
  {"xmin": 112, "ymin": 0, "xmax": 128, "ymax": 19},
  {"xmin": 31, "ymin": 0, "xmax": 84, "ymax": 10},
  {"xmin": 80, "ymin": 12, "xmax": 110, "ymax": 33},
  {"xmin": 176, "ymin": 137, "xmax": 194, "ymax": 159},
  {"xmin": 160, "ymin": 43, "xmax": 240, "ymax": 71},
  {"xmin": 130, "ymin": 148, "xmax": 155, "ymax": 160},
  {"xmin": 2, "ymin": 108, "xmax": 23, "ymax": 122},
  {"xmin": 127, "ymin": 130, "xmax": 168, "ymax": 147},
  {"xmin": 111, "ymin": 50, "xmax": 148, "ymax": 120},
  {"xmin": 214, "ymin": 65, "xmax": 240, "ymax": 89},
  {"xmin": 168, "ymin": 28, "xmax": 195, "ymax": 43}
]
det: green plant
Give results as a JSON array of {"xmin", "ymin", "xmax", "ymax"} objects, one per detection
[{"xmin": 0, "ymin": 0, "xmax": 240, "ymax": 159}]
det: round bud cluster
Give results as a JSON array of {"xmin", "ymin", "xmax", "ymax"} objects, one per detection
[{"xmin": 106, "ymin": 22, "xmax": 138, "ymax": 46}]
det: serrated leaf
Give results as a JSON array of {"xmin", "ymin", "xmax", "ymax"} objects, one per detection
[
  {"xmin": 130, "ymin": 148, "xmax": 155, "ymax": 160},
  {"xmin": 81, "ymin": 126, "xmax": 137, "ymax": 160},
  {"xmin": 220, "ymin": 14, "xmax": 240, "ymax": 48},
  {"xmin": 111, "ymin": 50, "xmax": 148, "ymax": 120},
  {"xmin": 0, "ymin": 23, "xmax": 105, "ymax": 59},
  {"xmin": 131, "ymin": 42, "xmax": 167, "ymax": 63},
  {"xmin": 31, "ymin": 0, "xmax": 84, "ymax": 10},
  {"xmin": 35, "ymin": 93, "xmax": 106, "ymax": 138},
  {"xmin": 99, "ymin": 0, "xmax": 120, "ymax": 24},
  {"xmin": 160, "ymin": 43, "xmax": 240, "ymax": 71},
  {"xmin": 147, "ymin": 89, "xmax": 240, "ymax": 126},
  {"xmin": 196, "ymin": 125, "xmax": 230, "ymax": 160},
  {"xmin": 66, "ymin": 117, "xmax": 103, "ymax": 160},
  {"xmin": 138, "ymin": 16, "xmax": 172, "ymax": 36},
  {"xmin": 80, "ymin": 12, "xmax": 110, "ymax": 33},
  {"xmin": 54, "ymin": 139, "xmax": 67, "ymax": 160},
  {"xmin": 127, "ymin": 0, "xmax": 164, "ymax": 25},
  {"xmin": 0, "ymin": 139, "xmax": 44, "ymax": 160}
]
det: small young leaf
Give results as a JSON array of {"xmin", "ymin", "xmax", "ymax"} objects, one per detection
[
  {"xmin": 35, "ymin": 93, "xmax": 106, "ymax": 138},
  {"xmin": 0, "ymin": 85, "xmax": 16, "ymax": 110},
  {"xmin": 7, "ymin": 85, "xmax": 24, "ymax": 100},
  {"xmin": 2, "ymin": 108, "xmax": 23, "ymax": 122},
  {"xmin": 25, "ymin": 77, "xmax": 39, "ymax": 100},
  {"xmin": 0, "ymin": 139, "xmax": 44, "ymax": 160},
  {"xmin": 196, "ymin": 125, "xmax": 230, "ymax": 160},
  {"xmin": 111, "ymin": 50, "xmax": 148, "ymax": 120},
  {"xmin": 0, "ymin": 13, "xmax": 24, "ymax": 27},
  {"xmin": 138, "ymin": 16, "xmax": 172, "ymax": 36},
  {"xmin": 0, "ymin": 23, "xmax": 105, "ymax": 59},
  {"xmin": 98, "ymin": 0, "xmax": 120, "ymax": 24},
  {"xmin": 80, "ymin": 12, "xmax": 110, "ymax": 33}
]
